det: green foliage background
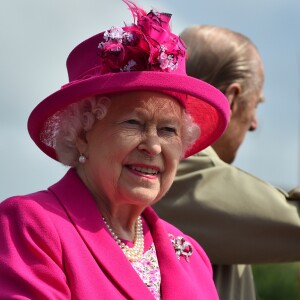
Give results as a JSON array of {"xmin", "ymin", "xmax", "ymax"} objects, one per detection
[{"xmin": 253, "ymin": 263, "xmax": 300, "ymax": 300}]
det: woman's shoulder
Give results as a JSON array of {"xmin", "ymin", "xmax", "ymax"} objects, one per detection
[
  {"xmin": 1, "ymin": 190, "xmax": 57, "ymax": 211},
  {"xmin": 0, "ymin": 190, "xmax": 65, "ymax": 229},
  {"xmin": 0, "ymin": 189, "xmax": 69, "ymax": 254}
]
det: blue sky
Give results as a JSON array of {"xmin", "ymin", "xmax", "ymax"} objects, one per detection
[{"xmin": 1, "ymin": 0, "xmax": 299, "ymax": 200}]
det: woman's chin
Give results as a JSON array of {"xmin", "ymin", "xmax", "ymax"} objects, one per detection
[{"xmin": 119, "ymin": 186, "xmax": 160, "ymax": 207}]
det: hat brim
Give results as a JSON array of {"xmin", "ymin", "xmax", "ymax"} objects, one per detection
[{"xmin": 28, "ymin": 71, "xmax": 229, "ymax": 160}]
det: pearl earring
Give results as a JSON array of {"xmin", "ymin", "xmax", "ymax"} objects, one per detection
[{"xmin": 78, "ymin": 154, "xmax": 86, "ymax": 164}]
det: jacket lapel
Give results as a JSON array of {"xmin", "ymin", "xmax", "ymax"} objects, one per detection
[
  {"xmin": 49, "ymin": 169, "xmax": 154, "ymax": 299},
  {"xmin": 143, "ymin": 208, "xmax": 199, "ymax": 298}
]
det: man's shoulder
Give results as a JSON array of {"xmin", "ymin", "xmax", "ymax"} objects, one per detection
[{"xmin": 177, "ymin": 147, "xmax": 227, "ymax": 175}]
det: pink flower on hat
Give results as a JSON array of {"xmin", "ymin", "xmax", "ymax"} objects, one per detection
[{"xmin": 96, "ymin": 0, "xmax": 186, "ymax": 74}]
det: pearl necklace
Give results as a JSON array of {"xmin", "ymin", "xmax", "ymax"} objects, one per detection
[{"xmin": 102, "ymin": 216, "xmax": 144, "ymax": 261}]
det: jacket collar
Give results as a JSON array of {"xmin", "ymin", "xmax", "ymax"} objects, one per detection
[
  {"xmin": 49, "ymin": 168, "xmax": 198, "ymax": 298},
  {"xmin": 195, "ymin": 146, "xmax": 219, "ymax": 158}
]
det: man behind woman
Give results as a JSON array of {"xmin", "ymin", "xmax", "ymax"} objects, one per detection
[{"xmin": 155, "ymin": 25, "xmax": 300, "ymax": 300}]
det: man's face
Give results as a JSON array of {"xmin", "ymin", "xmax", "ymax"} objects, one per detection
[{"xmin": 212, "ymin": 61, "xmax": 264, "ymax": 164}]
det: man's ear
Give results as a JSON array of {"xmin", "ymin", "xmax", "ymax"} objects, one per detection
[{"xmin": 224, "ymin": 83, "xmax": 241, "ymax": 109}]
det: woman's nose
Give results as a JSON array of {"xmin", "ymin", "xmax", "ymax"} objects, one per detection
[{"xmin": 138, "ymin": 132, "xmax": 162, "ymax": 157}]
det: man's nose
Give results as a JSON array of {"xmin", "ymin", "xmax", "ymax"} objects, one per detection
[{"xmin": 249, "ymin": 115, "xmax": 258, "ymax": 132}]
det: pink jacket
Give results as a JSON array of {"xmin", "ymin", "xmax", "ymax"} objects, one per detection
[{"xmin": 0, "ymin": 169, "xmax": 218, "ymax": 299}]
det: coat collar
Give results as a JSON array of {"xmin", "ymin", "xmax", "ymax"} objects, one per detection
[
  {"xmin": 49, "ymin": 168, "xmax": 199, "ymax": 298},
  {"xmin": 196, "ymin": 146, "xmax": 218, "ymax": 158},
  {"xmin": 142, "ymin": 208, "xmax": 200, "ymax": 298}
]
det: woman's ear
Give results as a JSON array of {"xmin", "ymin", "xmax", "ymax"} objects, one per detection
[{"xmin": 224, "ymin": 83, "xmax": 241, "ymax": 109}]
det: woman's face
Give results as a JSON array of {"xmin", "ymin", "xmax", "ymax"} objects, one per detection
[{"xmin": 77, "ymin": 91, "xmax": 184, "ymax": 209}]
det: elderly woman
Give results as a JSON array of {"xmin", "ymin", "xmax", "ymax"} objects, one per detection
[{"xmin": 0, "ymin": 1, "xmax": 229, "ymax": 299}]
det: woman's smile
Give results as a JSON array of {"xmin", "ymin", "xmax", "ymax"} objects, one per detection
[{"xmin": 126, "ymin": 164, "xmax": 161, "ymax": 179}]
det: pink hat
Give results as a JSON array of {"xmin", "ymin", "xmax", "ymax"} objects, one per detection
[{"xmin": 28, "ymin": 0, "xmax": 229, "ymax": 160}]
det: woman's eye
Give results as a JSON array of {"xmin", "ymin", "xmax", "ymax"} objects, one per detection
[
  {"xmin": 161, "ymin": 127, "xmax": 177, "ymax": 134},
  {"xmin": 126, "ymin": 119, "xmax": 140, "ymax": 125},
  {"xmin": 124, "ymin": 119, "xmax": 143, "ymax": 128}
]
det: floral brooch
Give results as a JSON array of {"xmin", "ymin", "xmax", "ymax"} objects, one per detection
[{"xmin": 169, "ymin": 234, "xmax": 193, "ymax": 262}]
